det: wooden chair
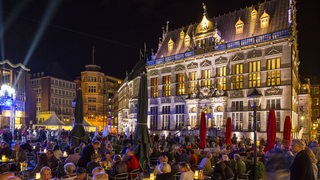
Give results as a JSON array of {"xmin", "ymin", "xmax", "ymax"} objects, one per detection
[
  {"xmin": 111, "ymin": 172, "xmax": 129, "ymax": 180},
  {"xmin": 129, "ymin": 169, "xmax": 140, "ymax": 180},
  {"xmin": 173, "ymin": 172, "xmax": 181, "ymax": 180}
]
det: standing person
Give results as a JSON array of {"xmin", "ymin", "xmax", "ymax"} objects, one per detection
[
  {"xmin": 77, "ymin": 140, "xmax": 101, "ymax": 168},
  {"xmin": 290, "ymin": 139, "xmax": 315, "ymax": 180}
]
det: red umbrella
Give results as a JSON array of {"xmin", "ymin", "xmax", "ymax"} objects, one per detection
[
  {"xmin": 265, "ymin": 108, "xmax": 277, "ymax": 152},
  {"xmin": 225, "ymin": 117, "xmax": 232, "ymax": 146},
  {"xmin": 283, "ymin": 116, "xmax": 292, "ymax": 148},
  {"xmin": 198, "ymin": 111, "xmax": 207, "ymax": 149}
]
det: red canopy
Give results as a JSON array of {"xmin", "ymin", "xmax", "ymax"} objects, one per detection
[
  {"xmin": 283, "ymin": 116, "xmax": 292, "ymax": 148},
  {"xmin": 225, "ymin": 117, "xmax": 232, "ymax": 146},
  {"xmin": 265, "ymin": 108, "xmax": 277, "ymax": 152},
  {"xmin": 198, "ymin": 111, "xmax": 207, "ymax": 149}
]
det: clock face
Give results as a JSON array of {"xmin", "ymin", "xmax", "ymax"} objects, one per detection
[
  {"xmin": 217, "ymin": 106, "xmax": 223, "ymax": 112},
  {"xmin": 191, "ymin": 107, "xmax": 196, "ymax": 113}
]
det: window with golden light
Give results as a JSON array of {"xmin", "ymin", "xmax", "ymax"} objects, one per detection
[
  {"xmin": 188, "ymin": 71, "xmax": 198, "ymax": 95},
  {"xmin": 267, "ymin": 57, "xmax": 281, "ymax": 86},
  {"xmin": 162, "ymin": 75, "xmax": 171, "ymax": 97},
  {"xmin": 176, "ymin": 73, "xmax": 185, "ymax": 95},
  {"xmin": 201, "ymin": 69, "xmax": 211, "ymax": 88},
  {"xmin": 216, "ymin": 66, "xmax": 226, "ymax": 90},
  {"xmin": 231, "ymin": 63, "xmax": 243, "ymax": 90},
  {"xmin": 248, "ymin": 61, "xmax": 261, "ymax": 88},
  {"xmin": 151, "ymin": 77, "xmax": 158, "ymax": 98},
  {"xmin": 180, "ymin": 30, "xmax": 185, "ymax": 40},
  {"xmin": 251, "ymin": 9, "xmax": 257, "ymax": 20}
]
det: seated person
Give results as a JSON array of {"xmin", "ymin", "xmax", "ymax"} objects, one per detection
[
  {"xmin": 40, "ymin": 166, "xmax": 52, "ymax": 180},
  {"xmin": 61, "ymin": 162, "xmax": 77, "ymax": 180},
  {"xmin": 155, "ymin": 163, "xmax": 174, "ymax": 180},
  {"xmin": 31, "ymin": 153, "xmax": 49, "ymax": 176},
  {"xmin": 110, "ymin": 154, "xmax": 127, "ymax": 178},
  {"xmin": 86, "ymin": 153, "xmax": 102, "ymax": 176},
  {"xmin": 198, "ymin": 152, "xmax": 214, "ymax": 176},
  {"xmin": 46, "ymin": 149, "xmax": 59, "ymax": 171},
  {"xmin": 75, "ymin": 167, "xmax": 91, "ymax": 180},
  {"xmin": 92, "ymin": 172, "xmax": 108, "ymax": 180},
  {"xmin": 211, "ymin": 154, "xmax": 234, "ymax": 180},
  {"xmin": 154, "ymin": 154, "xmax": 171, "ymax": 176},
  {"xmin": 92, "ymin": 166, "xmax": 105, "ymax": 176}
]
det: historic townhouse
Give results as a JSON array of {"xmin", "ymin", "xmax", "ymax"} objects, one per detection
[{"xmin": 146, "ymin": 0, "xmax": 301, "ymax": 140}]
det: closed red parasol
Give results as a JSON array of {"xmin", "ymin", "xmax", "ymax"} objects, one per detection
[
  {"xmin": 283, "ymin": 116, "xmax": 292, "ymax": 148},
  {"xmin": 265, "ymin": 108, "xmax": 277, "ymax": 152},
  {"xmin": 225, "ymin": 117, "xmax": 232, "ymax": 146},
  {"xmin": 198, "ymin": 111, "xmax": 207, "ymax": 149}
]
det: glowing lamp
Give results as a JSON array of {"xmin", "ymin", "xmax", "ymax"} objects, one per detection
[
  {"xmin": 150, "ymin": 173, "xmax": 155, "ymax": 180},
  {"xmin": 44, "ymin": 148, "xmax": 47, "ymax": 153},
  {"xmin": 1, "ymin": 155, "xmax": 6, "ymax": 162},
  {"xmin": 33, "ymin": 146, "xmax": 36, "ymax": 149},
  {"xmin": 36, "ymin": 173, "xmax": 41, "ymax": 179},
  {"xmin": 63, "ymin": 151, "xmax": 68, "ymax": 157},
  {"xmin": 194, "ymin": 170, "xmax": 199, "ymax": 179}
]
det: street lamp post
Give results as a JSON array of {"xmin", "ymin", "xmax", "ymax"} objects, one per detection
[{"xmin": 248, "ymin": 87, "xmax": 262, "ymax": 180}]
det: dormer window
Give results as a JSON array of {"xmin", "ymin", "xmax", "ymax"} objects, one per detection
[
  {"xmin": 251, "ymin": 9, "xmax": 257, "ymax": 20},
  {"xmin": 235, "ymin": 18, "xmax": 244, "ymax": 34},
  {"xmin": 168, "ymin": 38, "xmax": 174, "ymax": 52},
  {"xmin": 180, "ymin": 30, "xmax": 185, "ymax": 39},
  {"xmin": 184, "ymin": 34, "xmax": 190, "ymax": 48},
  {"xmin": 260, "ymin": 10, "xmax": 270, "ymax": 28}
]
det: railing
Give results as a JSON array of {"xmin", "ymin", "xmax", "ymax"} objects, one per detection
[{"xmin": 147, "ymin": 29, "xmax": 290, "ymax": 66}]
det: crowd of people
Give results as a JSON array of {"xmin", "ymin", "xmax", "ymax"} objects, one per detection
[{"xmin": 0, "ymin": 127, "xmax": 319, "ymax": 180}]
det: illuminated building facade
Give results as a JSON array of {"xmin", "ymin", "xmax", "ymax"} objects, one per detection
[
  {"xmin": 0, "ymin": 60, "xmax": 30, "ymax": 128},
  {"xmin": 80, "ymin": 64, "xmax": 122, "ymax": 131},
  {"xmin": 30, "ymin": 73, "xmax": 77, "ymax": 124},
  {"xmin": 146, "ymin": 0, "xmax": 301, "ymax": 140}
]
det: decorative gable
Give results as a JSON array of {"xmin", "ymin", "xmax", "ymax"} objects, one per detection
[
  {"xmin": 150, "ymin": 70, "xmax": 159, "ymax": 76},
  {"xmin": 161, "ymin": 67, "xmax": 171, "ymax": 74},
  {"xmin": 251, "ymin": 9, "xmax": 257, "ymax": 20},
  {"xmin": 200, "ymin": 60, "xmax": 212, "ymax": 67},
  {"xmin": 180, "ymin": 30, "xmax": 185, "ymax": 39},
  {"xmin": 232, "ymin": 53, "xmax": 244, "ymax": 61},
  {"xmin": 185, "ymin": 34, "xmax": 191, "ymax": 48},
  {"xmin": 168, "ymin": 38, "xmax": 174, "ymax": 52},
  {"xmin": 215, "ymin": 56, "xmax": 228, "ymax": 64},
  {"xmin": 266, "ymin": 46, "xmax": 282, "ymax": 55},
  {"xmin": 175, "ymin": 65, "xmax": 185, "ymax": 71},
  {"xmin": 247, "ymin": 49, "xmax": 262, "ymax": 59},
  {"xmin": 187, "ymin": 62, "xmax": 198, "ymax": 69}
]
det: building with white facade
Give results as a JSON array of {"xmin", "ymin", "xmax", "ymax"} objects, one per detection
[{"xmin": 146, "ymin": 0, "xmax": 301, "ymax": 140}]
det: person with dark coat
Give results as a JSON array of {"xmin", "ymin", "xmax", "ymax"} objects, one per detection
[
  {"xmin": 211, "ymin": 155, "xmax": 234, "ymax": 180},
  {"xmin": 290, "ymin": 139, "xmax": 315, "ymax": 180},
  {"xmin": 0, "ymin": 142, "xmax": 12, "ymax": 157},
  {"xmin": 20, "ymin": 140, "xmax": 33, "ymax": 153},
  {"xmin": 77, "ymin": 140, "xmax": 101, "ymax": 168},
  {"xmin": 86, "ymin": 153, "xmax": 102, "ymax": 175},
  {"xmin": 109, "ymin": 154, "xmax": 127, "ymax": 179}
]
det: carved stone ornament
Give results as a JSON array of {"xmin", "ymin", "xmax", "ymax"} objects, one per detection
[
  {"xmin": 150, "ymin": 98, "xmax": 158, "ymax": 105},
  {"xmin": 201, "ymin": 59, "xmax": 212, "ymax": 67},
  {"xmin": 231, "ymin": 90, "xmax": 244, "ymax": 98},
  {"xmin": 161, "ymin": 67, "xmax": 171, "ymax": 74},
  {"xmin": 187, "ymin": 62, "xmax": 198, "ymax": 69},
  {"xmin": 175, "ymin": 65, "xmax": 185, "ymax": 71},
  {"xmin": 247, "ymin": 49, "xmax": 262, "ymax": 59},
  {"xmin": 232, "ymin": 53, "xmax": 244, "ymax": 61},
  {"xmin": 161, "ymin": 97, "xmax": 171, "ymax": 103},
  {"xmin": 174, "ymin": 96, "xmax": 185, "ymax": 102},
  {"xmin": 266, "ymin": 46, "xmax": 282, "ymax": 55},
  {"xmin": 265, "ymin": 87, "xmax": 283, "ymax": 96},
  {"xmin": 215, "ymin": 56, "xmax": 228, "ymax": 64},
  {"xmin": 150, "ymin": 70, "xmax": 159, "ymax": 76}
]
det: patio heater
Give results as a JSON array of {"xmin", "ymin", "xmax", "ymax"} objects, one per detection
[{"xmin": 248, "ymin": 87, "xmax": 262, "ymax": 180}]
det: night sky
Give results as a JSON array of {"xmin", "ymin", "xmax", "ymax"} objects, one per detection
[{"xmin": 1, "ymin": 0, "xmax": 318, "ymax": 81}]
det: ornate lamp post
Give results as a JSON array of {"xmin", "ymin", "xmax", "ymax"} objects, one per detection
[{"xmin": 248, "ymin": 87, "xmax": 262, "ymax": 180}]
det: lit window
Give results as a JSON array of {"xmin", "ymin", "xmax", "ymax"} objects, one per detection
[
  {"xmin": 248, "ymin": 61, "xmax": 261, "ymax": 88},
  {"xmin": 231, "ymin": 63, "xmax": 243, "ymax": 90},
  {"xmin": 267, "ymin": 58, "xmax": 281, "ymax": 86},
  {"xmin": 162, "ymin": 75, "xmax": 171, "ymax": 97},
  {"xmin": 151, "ymin": 77, "xmax": 158, "ymax": 98},
  {"xmin": 235, "ymin": 18, "xmax": 244, "ymax": 34},
  {"xmin": 176, "ymin": 73, "xmax": 185, "ymax": 95},
  {"xmin": 260, "ymin": 10, "xmax": 270, "ymax": 28},
  {"xmin": 201, "ymin": 69, "xmax": 211, "ymax": 88},
  {"xmin": 180, "ymin": 30, "xmax": 185, "ymax": 39},
  {"xmin": 216, "ymin": 66, "xmax": 226, "ymax": 90},
  {"xmin": 188, "ymin": 71, "xmax": 198, "ymax": 95}
]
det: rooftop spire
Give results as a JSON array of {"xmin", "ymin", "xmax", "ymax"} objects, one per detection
[{"xmin": 202, "ymin": 3, "xmax": 207, "ymax": 16}]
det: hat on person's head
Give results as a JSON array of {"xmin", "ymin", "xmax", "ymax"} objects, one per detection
[{"xmin": 76, "ymin": 167, "xmax": 87, "ymax": 174}]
